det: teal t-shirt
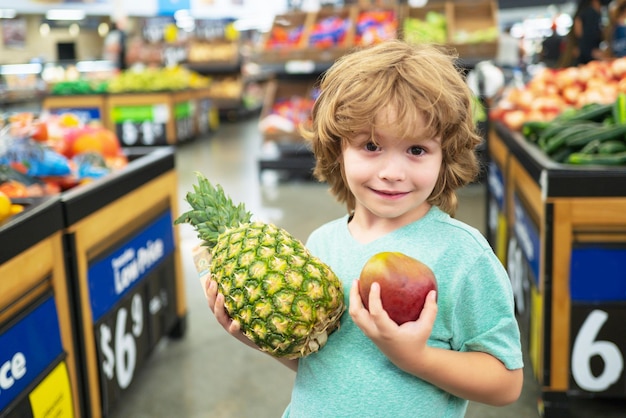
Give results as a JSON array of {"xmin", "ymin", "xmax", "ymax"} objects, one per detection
[{"xmin": 282, "ymin": 206, "xmax": 523, "ymax": 418}]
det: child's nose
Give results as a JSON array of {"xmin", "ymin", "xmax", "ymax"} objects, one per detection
[{"xmin": 377, "ymin": 156, "xmax": 406, "ymax": 181}]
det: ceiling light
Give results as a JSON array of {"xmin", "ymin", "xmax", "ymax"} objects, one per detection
[
  {"xmin": 40, "ymin": 23, "xmax": 50, "ymax": 36},
  {"xmin": 45, "ymin": 9, "xmax": 86, "ymax": 21},
  {"xmin": 0, "ymin": 9, "xmax": 16, "ymax": 19}
]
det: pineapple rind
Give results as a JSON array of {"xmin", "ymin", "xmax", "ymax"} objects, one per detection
[
  {"xmin": 176, "ymin": 174, "xmax": 345, "ymax": 359},
  {"xmin": 211, "ymin": 221, "xmax": 345, "ymax": 359}
]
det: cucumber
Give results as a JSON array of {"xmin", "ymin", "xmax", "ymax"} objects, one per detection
[
  {"xmin": 580, "ymin": 138, "xmax": 602, "ymax": 154},
  {"xmin": 613, "ymin": 92, "xmax": 626, "ymax": 125},
  {"xmin": 551, "ymin": 146, "xmax": 575, "ymax": 163},
  {"xmin": 521, "ymin": 120, "xmax": 551, "ymax": 143},
  {"xmin": 565, "ymin": 123, "xmax": 626, "ymax": 148},
  {"xmin": 598, "ymin": 140, "xmax": 626, "ymax": 154},
  {"xmin": 567, "ymin": 151, "xmax": 626, "ymax": 165},
  {"xmin": 537, "ymin": 121, "xmax": 599, "ymax": 150},
  {"xmin": 544, "ymin": 123, "xmax": 600, "ymax": 154},
  {"xmin": 565, "ymin": 103, "xmax": 614, "ymax": 122}
]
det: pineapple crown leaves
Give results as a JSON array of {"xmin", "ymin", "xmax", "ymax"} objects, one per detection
[{"xmin": 174, "ymin": 172, "xmax": 252, "ymax": 249}]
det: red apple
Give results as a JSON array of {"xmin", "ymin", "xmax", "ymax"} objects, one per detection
[{"xmin": 359, "ymin": 252, "xmax": 437, "ymax": 325}]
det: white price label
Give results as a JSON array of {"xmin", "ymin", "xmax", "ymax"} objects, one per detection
[
  {"xmin": 99, "ymin": 293, "xmax": 145, "ymax": 390},
  {"xmin": 571, "ymin": 309, "xmax": 624, "ymax": 392},
  {"xmin": 285, "ymin": 60, "xmax": 315, "ymax": 74},
  {"xmin": 507, "ymin": 236, "xmax": 527, "ymax": 315}
]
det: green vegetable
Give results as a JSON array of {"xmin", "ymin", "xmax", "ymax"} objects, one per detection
[
  {"xmin": 580, "ymin": 139, "xmax": 602, "ymax": 154},
  {"xmin": 566, "ymin": 123, "xmax": 626, "ymax": 148},
  {"xmin": 567, "ymin": 151, "xmax": 626, "ymax": 165},
  {"xmin": 564, "ymin": 103, "xmax": 614, "ymax": 122},
  {"xmin": 543, "ymin": 123, "xmax": 599, "ymax": 154},
  {"xmin": 598, "ymin": 140, "xmax": 626, "ymax": 154},
  {"xmin": 613, "ymin": 92, "xmax": 626, "ymax": 125}
]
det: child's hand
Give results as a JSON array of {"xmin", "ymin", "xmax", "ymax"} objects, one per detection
[
  {"xmin": 201, "ymin": 274, "xmax": 258, "ymax": 349},
  {"xmin": 349, "ymin": 279, "xmax": 438, "ymax": 370}
]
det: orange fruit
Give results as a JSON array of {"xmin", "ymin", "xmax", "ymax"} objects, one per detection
[{"xmin": 0, "ymin": 192, "xmax": 11, "ymax": 220}]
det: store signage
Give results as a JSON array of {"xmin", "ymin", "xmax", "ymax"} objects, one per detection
[
  {"xmin": 87, "ymin": 211, "xmax": 175, "ymax": 323},
  {"xmin": 487, "ymin": 161, "xmax": 505, "ymax": 211},
  {"xmin": 570, "ymin": 305, "xmax": 626, "ymax": 396},
  {"xmin": 88, "ymin": 211, "xmax": 178, "ymax": 414},
  {"xmin": 507, "ymin": 194, "xmax": 539, "ymax": 318},
  {"xmin": 0, "ymin": 296, "xmax": 68, "ymax": 414},
  {"xmin": 174, "ymin": 100, "xmax": 195, "ymax": 141},
  {"xmin": 111, "ymin": 104, "xmax": 169, "ymax": 146},
  {"xmin": 47, "ymin": 107, "xmax": 102, "ymax": 123}
]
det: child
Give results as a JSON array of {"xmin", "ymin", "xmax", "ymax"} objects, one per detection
[{"xmin": 203, "ymin": 39, "xmax": 523, "ymax": 417}]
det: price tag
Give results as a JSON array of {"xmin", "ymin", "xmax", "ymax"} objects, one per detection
[
  {"xmin": 95, "ymin": 288, "xmax": 149, "ymax": 414},
  {"xmin": 174, "ymin": 101, "xmax": 194, "ymax": 141},
  {"xmin": 87, "ymin": 212, "xmax": 178, "ymax": 413},
  {"xmin": 570, "ymin": 306, "xmax": 626, "ymax": 396},
  {"xmin": 285, "ymin": 60, "xmax": 316, "ymax": 74},
  {"xmin": 116, "ymin": 121, "xmax": 167, "ymax": 146}
]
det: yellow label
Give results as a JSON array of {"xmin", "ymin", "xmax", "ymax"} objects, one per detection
[
  {"xmin": 530, "ymin": 286, "xmax": 543, "ymax": 383},
  {"xmin": 29, "ymin": 361, "xmax": 74, "ymax": 418},
  {"xmin": 495, "ymin": 213, "xmax": 508, "ymax": 264}
]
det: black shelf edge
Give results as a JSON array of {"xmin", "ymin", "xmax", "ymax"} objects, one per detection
[
  {"xmin": 0, "ymin": 196, "xmax": 64, "ymax": 264},
  {"xmin": 60, "ymin": 146, "xmax": 175, "ymax": 225},
  {"xmin": 494, "ymin": 122, "xmax": 626, "ymax": 198}
]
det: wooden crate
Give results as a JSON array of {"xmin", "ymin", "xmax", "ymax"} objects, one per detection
[
  {"xmin": 399, "ymin": 2, "xmax": 451, "ymax": 44},
  {"xmin": 259, "ymin": 78, "xmax": 318, "ymax": 143},
  {"xmin": 448, "ymin": 0, "xmax": 499, "ymax": 60},
  {"xmin": 259, "ymin": 12, "xmax": 315, "ymax": 63}
]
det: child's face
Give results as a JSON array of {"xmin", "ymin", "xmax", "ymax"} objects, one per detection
[{"xmin": 342, "ymin": 107, "xmax": 442, "ymax": 226}]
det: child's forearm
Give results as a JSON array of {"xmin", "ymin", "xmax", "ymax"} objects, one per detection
[{"xmin": 394, "ymin": 347, "xmax": 523, "ymax": 406}]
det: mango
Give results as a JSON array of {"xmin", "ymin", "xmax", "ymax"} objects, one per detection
[{"xmin": 359, "ymin": 252, "xmax": 437, "ymax": 325}]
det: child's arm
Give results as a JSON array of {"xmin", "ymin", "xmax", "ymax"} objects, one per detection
[
  {"xmin": 202, "ymin": 274, "xmax": 299, "ymax": 372},
  {"xmin": 349, "ymin": 280, "xmax": 523, "ymax": 406}
]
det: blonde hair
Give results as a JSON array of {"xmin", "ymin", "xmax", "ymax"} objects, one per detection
[{"xmin": 301, "ymin": 39, "xmax": 482, "ymax": 217}]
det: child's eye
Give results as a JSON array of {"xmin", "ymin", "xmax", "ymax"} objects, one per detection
[
  {"xmin": 365, "ymin": 142, "xmax": 379, "ymax": 152},
  {"xmin": 409, "ymin": 146, "xmax": 426, "ymax": 156}
]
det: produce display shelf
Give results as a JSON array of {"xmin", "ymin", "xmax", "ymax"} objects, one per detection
[
  {"xmin": 60, "ymin": 146, "xmax": 175, "ymax": 225},
  {"xmin": 60, "ymin": 145, "xmax": 186, "ymax": 418},
  {"xmin": 1, "ymin": 146, "xmax": 187, "ymax": 418},
  {"xmin": 0, "ymin": 196, "xmax": 83, "ymax": 418},
  {"xmin": 487, "ymin": 123, "xmax": 626, "ymax": 418},
  {"xmin": 493, "ymin": 122, "xmax": 626, "ymax": 197},
  {"xmin": 0, "ymin": 196, "xmax": 64, "ymax": 263}
]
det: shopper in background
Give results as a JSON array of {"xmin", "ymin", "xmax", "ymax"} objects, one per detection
[
  {"xmin": 541, "ymin": 22, "xmax": 566, "ymax": 68},
  {"xmin": 495, "ymin": 25, "xmax": 523, "ymax": 70},
  {"xmin": 570, "ymin": 0, "xmax": 605, "ymax": 65},
  {"xmin": 103, "ymin": 21, "xmax": 128, "ymax": 70},
  {"xmin": 202, "ymin": 39, "xmax": 523, "ymax": 417},
  {"xmin": 607, "ymin": 0, "xmax": 626, "ymax": 57}
]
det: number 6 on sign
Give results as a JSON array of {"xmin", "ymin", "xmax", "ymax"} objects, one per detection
[{"xmin": 571, "ymin": 309, "xmax": 623, "ymax": 392}]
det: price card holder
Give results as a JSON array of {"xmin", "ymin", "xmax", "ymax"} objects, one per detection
[
  {"xmin": 0, "ymin": 294, "xmax": 75, "ymax": 418},
  {"xmin": 106, "ymin": 93, "xmax": 194, "ymax": 146},
  {"xmin": 61, "ymin": 150, "xmax": 186, "ymax": 418},
  {"xmin": 86, "ymin": 211, "xmax": 176, "ymax": 415}
]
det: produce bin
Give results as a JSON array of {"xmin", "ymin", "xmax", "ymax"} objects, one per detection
[
  {"xmin": 105, "ymin": 91, "xmax": 196, "ymax": 146},
  {"xmin": 488, "ymin": 123, "xmax": 626, "ymax": 417},
  {"xmin": 0, "ymin": 197, "xmax": 83, "ymax": 417},
  {"xmin": 192, "ymin": 87, "xmax": 219, "ymax": 137},
  {"xmin": 42, "ymin": 94, "xmax": 108, "ymax": 124},
  {"xmin": 61, "ymin": 146, "xmax": 187, "ymax": 418}
]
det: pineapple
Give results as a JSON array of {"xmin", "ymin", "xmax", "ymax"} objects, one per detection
[{"xmin": 175, "ymin": 172, "xmax": 345, "ymax": 359}]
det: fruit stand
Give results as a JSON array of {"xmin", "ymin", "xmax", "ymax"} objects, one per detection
[
  {"xmin": 255, "ymin": 1, "xmax": 498, "ymax": 179},
  {"xmin": 42, "ymin": 94, "xmax": 109, "ymax": 125},
  {"xmin": 0, "ymin": 141, "xmax": 187, "ymax": 418},
  {"xmin": 61, "ymin": 146, "xmax": 186, "ymax": 418},
  {"xmin": 0, "ymin": 197, "xmax": 83, "ymax": 417},
  {"xmin": 487, "ymin": 122, "xmax": 626, "ymax": 417}
]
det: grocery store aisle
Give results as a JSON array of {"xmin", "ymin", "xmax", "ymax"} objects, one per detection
[{"xmin": 107, "ymin": 116, "xmax": 626, "ymax": 418}]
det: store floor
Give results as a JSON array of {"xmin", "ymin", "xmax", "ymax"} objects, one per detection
[{"xmin": 107, "ymin": 117, "xmax": 622, "ymax": 418}]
